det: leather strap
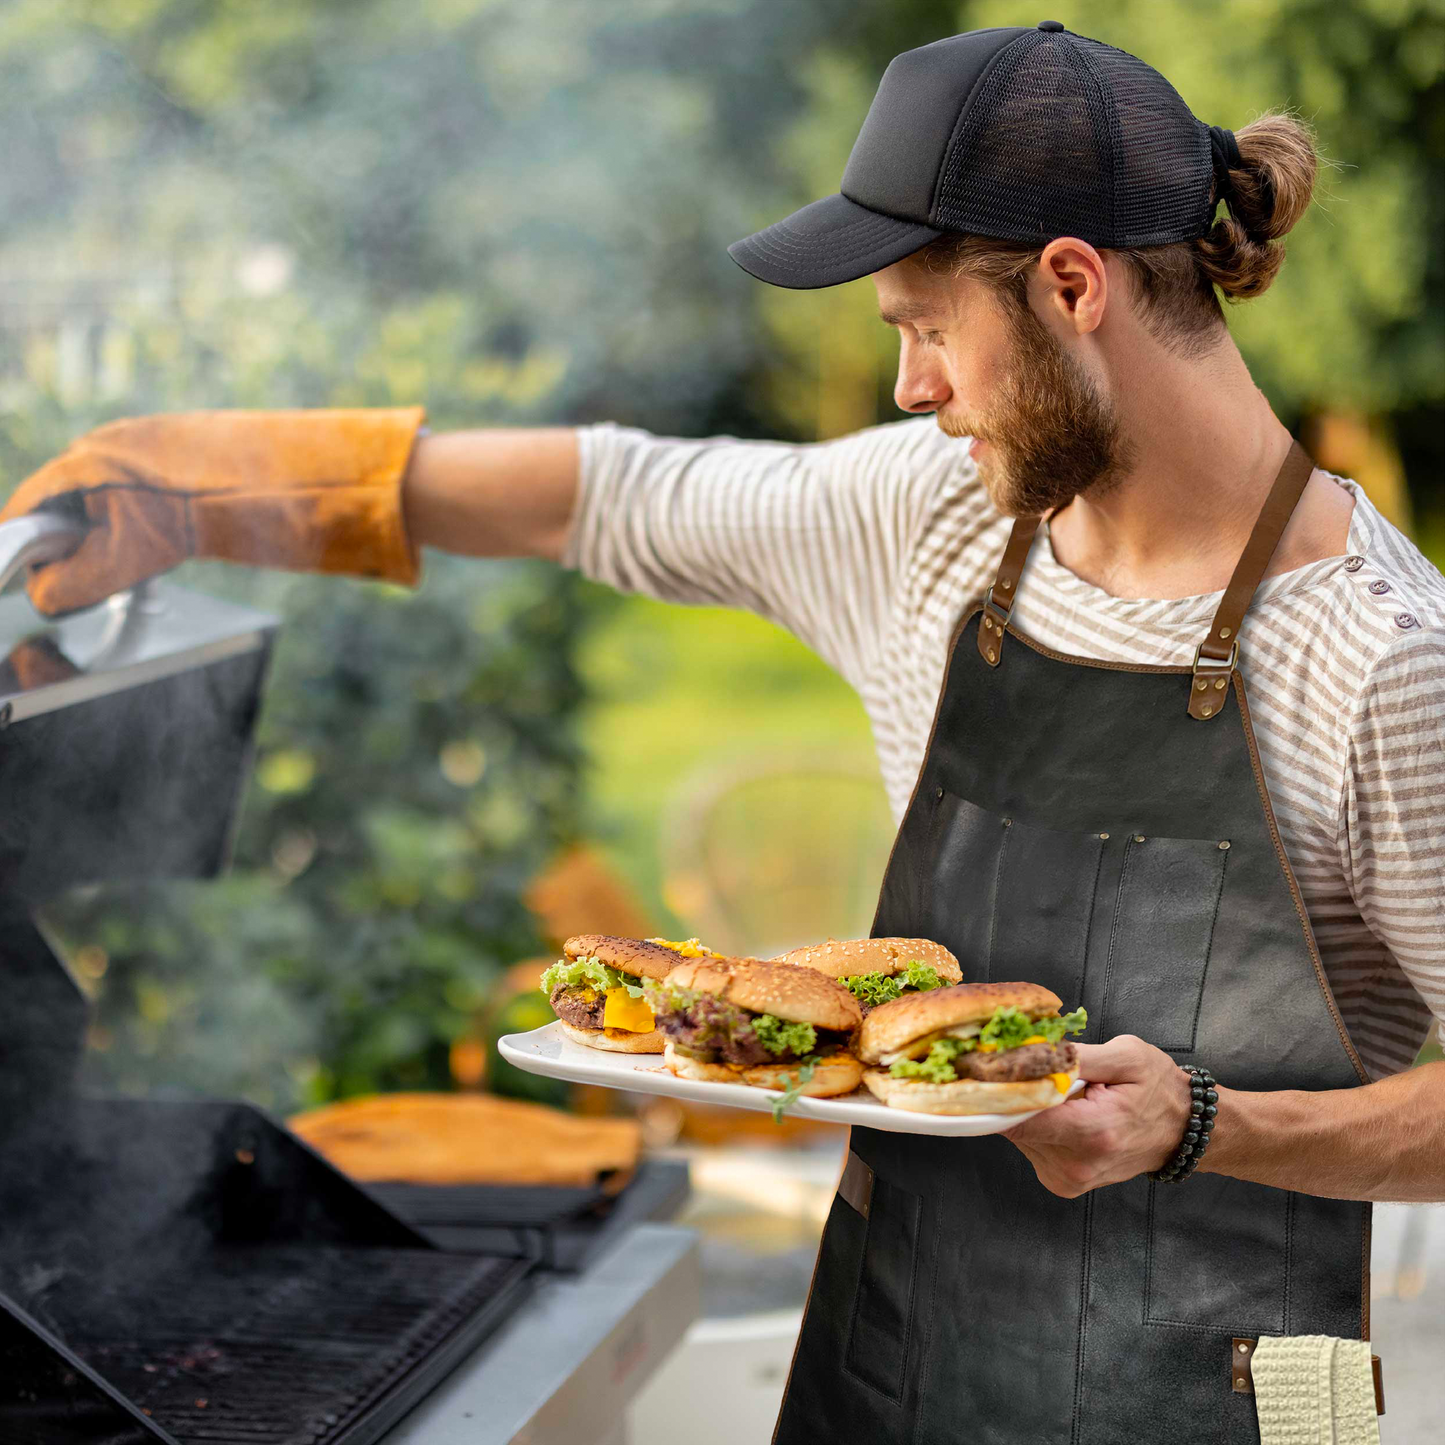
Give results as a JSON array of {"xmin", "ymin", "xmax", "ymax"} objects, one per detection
[
  {"xmin": 1189, "ymin": 439, "xmax": 1317, "ymax": 720},
  {"xmin": 977, "ymin": 512, "xmax": 1042, "ymax": 667},
  {"xmin": 837, "ymin": 1148, "xmax": 874, "ymax": 1218}
]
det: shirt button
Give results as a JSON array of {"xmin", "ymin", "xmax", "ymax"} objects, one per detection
[
  {"xmin": 1343, "ymin": 555, "xmax": 1365, "ymax": 572},
  {"xmin": 1395, "ymin": 613, "xmax": 1418, "ymax": 630},
  {"xmin": 1368, "ymin": 579, "xmax": 1391, "ymax": 595}
]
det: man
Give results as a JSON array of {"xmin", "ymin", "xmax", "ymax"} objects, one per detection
[{"xmin": 3, "ymin": 21, "xmax": 1442, "ymax": 1443}]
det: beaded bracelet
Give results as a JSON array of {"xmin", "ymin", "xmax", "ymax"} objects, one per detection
[{"xmin": 1146, "ymin": 1065, "xmax": 1219, "ymax": 1183}]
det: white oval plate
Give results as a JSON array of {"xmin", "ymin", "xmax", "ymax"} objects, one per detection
[{"xmin": 498, "ymin": 1022, "xmax": 1083, "ymax": 1138}]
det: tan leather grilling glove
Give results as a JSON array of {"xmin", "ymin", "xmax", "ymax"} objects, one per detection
[{"xmin": 0, "ymin": 406, "xmax": 426, "ymax": 617}]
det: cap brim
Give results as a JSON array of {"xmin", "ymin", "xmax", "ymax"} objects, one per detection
[{"xmin": 727, "ymin": 191, "xmax": 942, "ymax": 290}]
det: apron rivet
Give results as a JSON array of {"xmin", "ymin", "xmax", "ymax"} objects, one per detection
[
  {"xmin": 987, "ymin": 649, "xmax": 996, "ymax": 663},
  {"xmin": 1219, "ymin": 627, "xmax": 1232, "ymax": 638},
  {"xmin": 1214, "ymin": 678, "xmax": 1226, "ymax": 690},
  {"xmin": 1195, "ymin": 680, "xmax": 1206, "ymax": 691},
  {"xmin": 1002, "ymin": 578, "xmax": 1012, "ymax": 588},
  {"xmin": 1201, "ymin": 705, "xmax": 1213, "ymax": 716},
  {"xmin": 1134, "ymin": 834, "xmax": 1146, "ymax": 843},
  {"xmin": 1218, "ymin": 840, "xmax": 1231, "ymax": 850},
  {"xmin": 1238, "ymin": 1343, "xmax": 1250, "ymax": 1353},
  {"xmin": 1098, "ymin": 832, "xmax": 1109, "ymax": 840},
  {"xmin": 936, "ymin": 787, "xmax": 944, "ymax": 800}
]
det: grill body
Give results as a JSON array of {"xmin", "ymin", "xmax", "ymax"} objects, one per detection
[{"xmin": 0, "ymin": 583, "xmax": 537, "ymax": 1445}]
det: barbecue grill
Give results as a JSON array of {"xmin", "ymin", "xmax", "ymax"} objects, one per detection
[{"xmin": 0, "ymin": 522, "xmax": 553, "ymax": 1444}]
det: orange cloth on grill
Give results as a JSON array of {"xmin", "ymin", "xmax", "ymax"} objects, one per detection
[
  {"xmin": 288, "ymin": 1093, "xmax": 642, "ymax": 1190},
  {"xmin": 0, "ymin": 407, "xmax": 426, "ymax": 617}
]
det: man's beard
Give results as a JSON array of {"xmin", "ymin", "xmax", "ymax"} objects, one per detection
[{"xmin": 937, "ymin": 297, "xmax": 1135, "ymax": 517}]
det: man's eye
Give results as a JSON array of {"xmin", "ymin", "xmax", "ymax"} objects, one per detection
[{"xmin": 918, "ymin": 330, "xmax": 943, "ymax": 345}]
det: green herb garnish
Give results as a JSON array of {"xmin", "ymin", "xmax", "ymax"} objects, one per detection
[{"xmin": 766, "ymin": 1055, "xmax": 820, "ymax": 1123}]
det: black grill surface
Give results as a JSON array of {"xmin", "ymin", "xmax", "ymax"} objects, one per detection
[
  {"xmin": 70, "ymin": 1245, "xmax": 532, "ymax": 1445},
  {"xmin": 370, "ymin": 1159, "xmax": 691, "ymax": 1269}
]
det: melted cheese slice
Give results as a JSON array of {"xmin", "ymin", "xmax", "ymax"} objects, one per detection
[
  {"xmin": 602, "ymin": 988, "xmax": 655, "ymax": 1033},
  {"xmin": 1048, "ymin": 1072, "xmax": 1072, "ymax": 1094},
  {"xmin": 646, "ymin": 936, "xmax": 721, "ymax": 958}
]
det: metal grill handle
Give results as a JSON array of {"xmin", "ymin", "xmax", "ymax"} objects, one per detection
[{"xmin": 0, "ymin": 513, "xmax": 88, "ymax": 596}]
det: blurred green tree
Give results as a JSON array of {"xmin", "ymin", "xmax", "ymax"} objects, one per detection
[{"xmin": 2, "ymin": 0, "xmax": 1440, "ymax": 1112}]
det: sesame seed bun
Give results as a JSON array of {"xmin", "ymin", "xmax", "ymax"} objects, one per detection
[
  {"xmin": 862, "ymin": 1065, "xmax": 1078, "ymax": 1115},
  {"xmin": 562, "ymin": 935, "xmax": 687, "ymax": 984},
  {"xmin": 557, "ymin": 1019, "xmax": 667, "ymax": 1054},
  {"xmin": 663, "ymin": 1042, "xmax": 862, "ymax": 1098},
  {"xmin": 772, "ymin": 936, "xmax": 962, "ymax": 984},
  {"xmin": 858, "ymin": 981, "xmax": 1064, "ymax": 1064},
  {"xmin": 665, "ymin": 958, "xmax": 862, "ymax": 1033}
]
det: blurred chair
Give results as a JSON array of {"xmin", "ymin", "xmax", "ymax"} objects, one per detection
[{"xmin": 659, "ymin": 747, "xmax": 896, "ymax": 960}]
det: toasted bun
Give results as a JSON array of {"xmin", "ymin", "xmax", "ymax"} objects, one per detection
[
  {"xmin": 862, "ymin": 1065, "xmax": 1077, "ymax": 1115},
  {"xmin": 663, "ymin": 1040, "xmax": 745, "ymax": 1084},
  {"xmin": 558, "ymin": 1020, "xmax": 666, "ymax": 1054},
  {"xmin": 663, "ymin": 1042, "xmax": 863, "ymax": 1099},
  {"xmin": 742, "ymin": 1053, "xmax": 863, "ymax": 1099},
  {"xmin": 562, "ymin": 935, "xmax": 686, "ymax": 983},
  {"xmin": 773, "ymin": 937, "xmax": 962, "ymax": 984},
  {"xmin": 858, "ymin": 981, "xmax": 1064, "ymax": 1063},
  {"xmin": 665, "ymin": 958, "xmax": 861, "ymax": 1032}
]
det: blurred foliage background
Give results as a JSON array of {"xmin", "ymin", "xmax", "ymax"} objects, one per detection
[{"xmin": 1, "ymin": 0, "xmax": 1440, "ymax": 1109}]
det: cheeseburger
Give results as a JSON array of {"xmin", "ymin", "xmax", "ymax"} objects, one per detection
[
  {"xmin": 774, "ymin": 937, "xmax": 962, "ymax": 1011},
  {"xmin": 860, "ymin": 981, "xmax": 1087, "ymax": 1115},
  {"xmin": 646, "ymin": 957, "xmax": 864, "ymax": 1100},
  {"xmin": 541, "ymin": 934, "xmax": 698, "ymax": 1053}
]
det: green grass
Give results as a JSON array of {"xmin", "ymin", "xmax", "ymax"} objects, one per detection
[{"xmin": 576, "ymin": 591, "xmax": 875, "ymax": 931}]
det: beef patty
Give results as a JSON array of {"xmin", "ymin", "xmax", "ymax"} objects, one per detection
[
  {"xmin": 550, "ymin": 984, "xmax": 606, "ymax": 1031},
  {"xmin": 954, "ymin": 1039, "xmax": 1076, "ymax": 1081},
  {"xmin": 657, "ymin": 995, "xmax": 847, "ymax": 1066}
]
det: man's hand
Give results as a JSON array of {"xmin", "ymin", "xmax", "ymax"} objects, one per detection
[{"xmin": 1003, "ymin": 1035, "xmax": 1191, "ymax": 1198}]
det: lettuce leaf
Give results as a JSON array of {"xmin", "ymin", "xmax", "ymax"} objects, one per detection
[
  {"xmin": 900, "ymin": 961, "xmax": 944, "ymax": 992},
  {"xmin": 842, "ymin": 972, "xmax": 903, "ymax": 1007},
  {"xmin": 539, "ymin": 956, "xmax": 646, "ymax": 1000},
  {"xmin": 890, "ymin": 1037, "xmax": 973, "ymax": 1082},
  {"xmin": 751, "ymin": 1013, "xmax": 817, "ymax": 1057},
  {"xmin": 842, "ymin": 962, "xmax": 943, "ymax": 1008},
  {"xmin": 980, "ymin": 1005, "xmax": 1088, "ymax": 1050}
]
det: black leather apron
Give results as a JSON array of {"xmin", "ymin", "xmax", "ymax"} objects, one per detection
[{"xmin": 773, "ymin": 441, "xmax": 1372, "ymax": 1445}]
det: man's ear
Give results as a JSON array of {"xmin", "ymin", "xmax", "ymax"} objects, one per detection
[{"xmin": 1036, "ymin": 239, "xmax": 1108, "ymax": 333}]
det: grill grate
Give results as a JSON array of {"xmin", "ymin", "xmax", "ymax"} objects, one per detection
[{"xmin": 71, "ymin": 1245, "xmax": 531, "ymax": 1445}]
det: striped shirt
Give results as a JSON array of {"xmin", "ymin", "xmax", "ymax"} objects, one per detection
[{"xmin": 562, "ymin": 416, "xmax": 1445, "ymax": 1080}]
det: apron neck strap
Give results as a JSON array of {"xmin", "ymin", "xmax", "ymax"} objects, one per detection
[
  {"xmin": 976, "ymin": 438, "xmax": 1319, "ymax": 697},
  {"xmin": 977, "ymin": 512, "xmax": 1041, "ymax": 666},
  {"xmin": 1188, "ymin": 437, "xmax": 1316, "ymax": 719}
]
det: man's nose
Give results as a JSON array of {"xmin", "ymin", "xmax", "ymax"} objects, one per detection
[{"xmin": 894, "ymin": 345, "xmax": 951, "ymax": 414}]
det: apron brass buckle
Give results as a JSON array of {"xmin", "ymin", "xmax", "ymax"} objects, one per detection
[{"xmin": 1189, "ymin": 640, "xmax": 1239, "ymax": 719}]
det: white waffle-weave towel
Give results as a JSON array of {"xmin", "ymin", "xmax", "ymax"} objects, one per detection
[{"xmin": 1252, "ymin": 1335, "xmax": 1381, "ymax": 1445}]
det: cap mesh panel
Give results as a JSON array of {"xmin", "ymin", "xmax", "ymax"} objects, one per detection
[{"xmin": 934, "ymin": 30, "xmax": 1215, "ymax": 248}]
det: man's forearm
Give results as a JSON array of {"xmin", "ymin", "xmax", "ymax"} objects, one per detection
[
  {"xmin": 401, "ymin": 426, "xmax": 580, "ymax": 563},
  {"xmin": 1200, "ymin": 1058, "xmax": 1445, "ymax": 1202}
]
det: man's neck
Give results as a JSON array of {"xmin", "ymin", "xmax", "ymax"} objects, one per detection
[{"xmin": 1045, "ymin": 355, "xmax": 1352, "ymax": 601}]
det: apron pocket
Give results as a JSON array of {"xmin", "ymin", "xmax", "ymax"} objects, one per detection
[
  {"xmin": 844, "ymin": 1171, "xmax": 925, "ymax": 1402},
  {"xmin": 1098, "ymin": 833, "xmax": 1228, "ymax": 1052},
  {"xmin": 1145, "ymin": 1176, "xmax": 1289, "ymax": 1334},
  {"xmin": 924, "ymin": 789, "xmax": 1104, "ymax": 1003}
]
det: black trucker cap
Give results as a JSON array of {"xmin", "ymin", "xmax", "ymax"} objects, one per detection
[{"xmin": 729, "ymin": 21, "xmax": 1222, "ymax": 289}]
